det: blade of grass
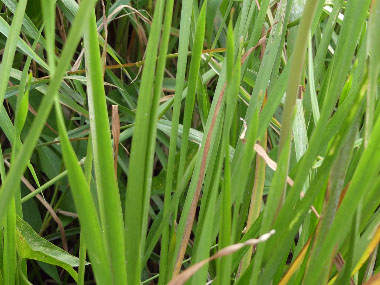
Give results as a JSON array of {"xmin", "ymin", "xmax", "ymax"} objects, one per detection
[
  {"xmin": 143, "ymin": 149, "xmax": 198, "ymax": 267},
  {"xmin": 78, "ymin": 135, "xmax": 93, "ymax": 285},
  {"xmin": 249, "ymin": 0, "xmax": 320, "ymax": 282},
  {"xmin": 124, "ymin": 0, "xmax": 165, "ymax": 283},
  {"xmin": 170, "ymin": 4, "xmax": 209, "ymax": 274},
  {"xmin": 83, "ymin": 9, "xmax": 127, "ymax": 284},
  {"xmin": 177, "ymin": 0, "xmax": 207, "ymax": 187},
  {"xmin": 144, "ymin": 0, "xmax": 175, "ymax": 283},
  {"xmin": 0, "ymin": 0, "xmax": 27, "ymax": 112},
  {"xmin": 54, "ymin": 102, "xmax": 113, "ymax": 284},
  {"xmin": 0, "ymin": 17, "xmax": 49, "ymax": 72},
  {"xmin": 217, "ymin": 18, "xmax": 236, "ymax": 285},
  {"xmin": 365, "ymin": 0, "xmax": 380, "ymax": 146},
  {"xmin": 161, "ymin": 0, "xmax": 204, "ymax": 272},
  {"xmin": 307, "ymin": 33, "xmax": 320, "ymax": 124},
  {"xmin": 190, "ymin": 31, "xmax": 241, "ymax": 285},
  {"xmin": 173, "ymin": 56, "xmax": 227, "ymax": 278},
  {"xmin": 218, "ymin": 144, "xmax": 232, "ymax": 285}
]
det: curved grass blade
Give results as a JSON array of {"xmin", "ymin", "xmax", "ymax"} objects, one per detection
[{"xmin": 54, "ymin": 101, "xmax": 113, "ymax": 284}]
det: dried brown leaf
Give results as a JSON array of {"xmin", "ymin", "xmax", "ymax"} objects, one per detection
[{"xmin": 169, "ymin": 230, "xmax": 275, "ymax": 285}]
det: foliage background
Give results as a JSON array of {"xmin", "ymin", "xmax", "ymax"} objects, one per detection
[{"xmin": 0, "ymin": 0, "xmax": 380, "ymax": 284}]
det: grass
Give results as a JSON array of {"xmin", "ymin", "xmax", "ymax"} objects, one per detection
[{"xmin": 0, "ymin": 0, "xmax": 380, "ymax": 284}]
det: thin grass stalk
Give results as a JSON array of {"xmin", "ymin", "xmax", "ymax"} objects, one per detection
[
  {"xmin": 278, "ymin": 0, "xmax": 319, "ymax": 165},
  {"xmin": 138, "ymin": 0, "xmax": 175, "ymax": 279},
  {"xmin": 217, "ymin": 144, "xmax": 232, "ymax": 285},
  {"xmin": 240, "ymin": 132, "xmax": 267, "ymax": 274},
  {"xmin": 173, "ymin": 68, "xmax": 226, "ymax": 278},
  {"xmin": 162, "ymin": 0, "xmax": 194, "ymax": 275},
  {"xmin": 41, "ymin": 0, "xmax": 56, "ymax": 74},
  {"xmin": 78, "ymin": 135, "xmax": 94, "ymax": 285},
  {"xmin": 189, "ymin": 155, "xmax": 221, "ymax": 284},
  {"xmin": 312, "ymin": 0, "xmax": 343, "ymax": 85},
  {"xmin": 218, "ymin": 33, "xmax": 242, "ymax": 285},
  {"xmin": 142, "ymin": 0, "xmax": 175, "ymax": 283},
  {"xmin": 191, "ymin": 29, "xmax": 240, "ymax": 285},
  {"xmin": 307, "ymin": 33, "xmax": 320, "ymax": 124},
  {"xmin": 172, "ymin": 3, "xmax": 209, "ymax": 274},
  {"xmin": 143, "ymin": 150, "xmax": 198, "ymax": 266},
  {"xmin": 241, "ymin": 0, "xmax": 271, "ymax": 76},
  {"xmin": 0, "ymin": 143, "xmax": 5, "ymax": 182},
  {"xmin": 21, "ymin": 170, "xmax": 69, "ymax": 203},
  {"xmin": 0, "ymin": 0, "xmax": 28, "ymax": 108},
  {"xmin": 249, "ymin": 0, "xmax": 320, "ymax": 283},
  {"xmin": 176, "ymin": 0, "xmax": 207, "ymax": 193},
  {"xmin": 3, "ymin": 201, "xmax": 16, "ymax": 285}
]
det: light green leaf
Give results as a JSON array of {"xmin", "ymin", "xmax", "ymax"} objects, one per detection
[{"xmin": 16, "ymin": 216, "xmax": 81, "ymax": 282}]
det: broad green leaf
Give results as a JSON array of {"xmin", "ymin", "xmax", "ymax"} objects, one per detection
[{"xmin": 16, "ymin": 216, "xmax": 80, "ymax": 281}]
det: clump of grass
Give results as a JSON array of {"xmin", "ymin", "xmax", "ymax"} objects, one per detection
[{"xmin": 0, "ymin": 0, "xmax": 380, "ymax": 284}]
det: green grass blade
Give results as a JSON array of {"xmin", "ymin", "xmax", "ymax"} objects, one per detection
[
  {"xmin": 177, "ymin": 0, "xmax": 207, "ymax": 186},
  {"xmin": 54, "ymin": 102, "xmax": 113, "ymax": 284},
  {"xmin": 147, "ymin": 0, "xmax": 175, "ymax": 283},
  {"xmin": 250, "ymin": 0, "xmax": 321, "ymax": 282},
  {"xmin": 83, "ymin": 9, "xmax": 127, "ymax": 284},
  {"xmin": 307, "ymin": 33, "xmax": 320, "ymax": 124},
  {"xmin": 0, "ymin": 0, "xmax": 27, "ymax": 109},
  {"xmin": 78, "ymin": 136, "xmax": 93, "ymax": 285},
  {"xmin": 365, "ymin": 0, "xmax": 380, "ymax": 146},
  {"xmin": 173, "ymin": 53, "xmax": 227, "ymax": 279},
  {"xmin": 124, "ymin": 0, "xmax": 165, "ymax": 283}
]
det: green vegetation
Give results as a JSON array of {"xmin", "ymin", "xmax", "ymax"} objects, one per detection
[{"xmin": 0, "ymin": 0, "xmax": 380, "ymax": 283}]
